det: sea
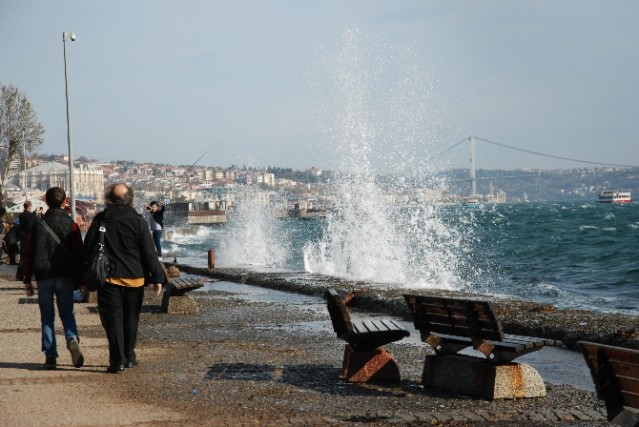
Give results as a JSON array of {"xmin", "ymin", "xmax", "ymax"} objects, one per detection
[
  {"xmin": 162, "ymin": 201, "xmax": 639, "ymax": 316},
  {"xmin": 163, "ymin": 28, "xmax": 638, "ymax": 317}
]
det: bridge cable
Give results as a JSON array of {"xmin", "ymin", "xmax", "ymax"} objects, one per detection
[{"xmin": 473, "ymin": 136, "xmax": 638, "ymax": 169}]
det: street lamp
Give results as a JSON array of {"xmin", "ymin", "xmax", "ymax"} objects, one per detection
[
  {"xmin": 22, "ymin": 128, "xmax": 27, "ymax": 202},
  {"xmin": 63, "ymin": 31, "xmax": 76, "ymax": 221}
]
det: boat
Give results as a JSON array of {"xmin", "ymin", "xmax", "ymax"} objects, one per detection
[
  {"xmin": 597, "ymin": 190, "xmax": 632, "ymax": 204},
  {"xmin": 462, "ymin": 195, "xmax": 481, "ymax": 207}
]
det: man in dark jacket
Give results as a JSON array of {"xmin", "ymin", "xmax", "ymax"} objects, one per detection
[
  {"xmin": 145, "ymin": 200, "xmax": 165, "ymax": 259},
  {"xmin": 22, "ymin": 187, "xmax": 85, "ymax": 370},
  {"xmin": 84, "ymin": 182, "xmax": 165, "ymax": 373},
  {"xmin": 17, "ymin": 200, "xmax": 37, "ymax": 279}
]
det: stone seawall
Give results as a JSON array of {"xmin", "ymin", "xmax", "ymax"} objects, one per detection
[{"xmin": 172, "ymin": 263, "xmax": 639, "ymax": 350}]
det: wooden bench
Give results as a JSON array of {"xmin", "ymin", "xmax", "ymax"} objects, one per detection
[
  {"xmin": 404, "ymin": 293, "xmax": 561, "ymax": 399},
  {"xmin": 161, "ymin": 277, "xmax": 204, "ymax": 314},
  {"xmin": 577, "ymin": 341, "xmax": 639, "ymax": 426},
  {"xmin": 325, "ymin": 289, "xmax": 409, "ymax": 383},
  {"xmin": 166, "ymin": 277, "xmax": 204, "ymax": 296}
]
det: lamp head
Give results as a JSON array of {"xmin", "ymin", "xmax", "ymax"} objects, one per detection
[
  {"xmin": 63, "ymin": 32, "xmax": 77, "ymax": 42},
  {"xmin": 70, "ymin": 33, "xmax": 76, "ymax": 41}
]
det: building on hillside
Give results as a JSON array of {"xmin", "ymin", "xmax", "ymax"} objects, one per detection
[
  {"xmin": 256, "ymin": 172, "xmax": 275, "ymax": 187},
  {"xmin": 199, "ymin": 186, "xmax": 237, "ymax": 209},
  {"xmin": 16, "ymin": 161, "xmax": 105, "ymax": 202}
]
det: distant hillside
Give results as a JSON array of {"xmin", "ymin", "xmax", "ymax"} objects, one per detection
[{"xmin": 443, "ymin": 167, "xmax": 639, "ymax": 202}]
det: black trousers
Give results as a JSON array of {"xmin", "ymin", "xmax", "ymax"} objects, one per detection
[{"xmin": 97, "ymin": 283, "xmax": 145, "ymax": 366}]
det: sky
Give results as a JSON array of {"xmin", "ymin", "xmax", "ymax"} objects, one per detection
[{"xmin": 1, "ymin": 1, "xmax": 638, "ymax": 172}]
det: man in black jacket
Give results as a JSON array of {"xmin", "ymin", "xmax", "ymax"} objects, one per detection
[
  {"xmin": 22, "ymin": 187, "xmax": 85, "ymax": 370},
  {"xmin": 145, "ymin": 200, "xmax": 165, "ymax": 259},
  {"xmin": 17, "ymin": 200, "xmax": 37, "ymax": 280},
  {"xmin": 84, "ymin": 183, "xmax": 166, "ymax": 373}
]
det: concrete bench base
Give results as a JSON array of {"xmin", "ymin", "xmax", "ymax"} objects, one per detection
[
  {"xmin": 341, "ymin": 345, "xmax": 401, "ymax": 384},
  {"xmin": 161, "ymin": 293, "xmax": 199, "ymax": 315},
  {"xmin": 423, "ymin": 355, "xmax": 546, "ymax": 399}
]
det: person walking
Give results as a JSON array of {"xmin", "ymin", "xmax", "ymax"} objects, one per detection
[
  {"xmin": 84, "ymin": 183, "xmax": 165, "ymax": 373},
  {"xmin": 3, "ymin": 221, "xmax": 20, "ymax": 264},
  {"xmin": 17, "ymin": 201, "xmax": 37, "ymax": 279},
  {"xmin": 22, "ymin": 187, "xmax": 85, "ymax": 370},
  {"xmin": 145, "ymin": 200, "xmax": 165, "ymax": 259}
]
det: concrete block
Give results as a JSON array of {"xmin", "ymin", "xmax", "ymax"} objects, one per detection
[
  {"xmin": 422, "ymin": 354, "xmax": 546, "ymax": 399},
  {"xmin": 161, "ymin": 293, "xmax": 199, "ymax": 315}
]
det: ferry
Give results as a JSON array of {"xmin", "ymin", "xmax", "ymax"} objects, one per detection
[
  {"xmin": 462, "ymin": 195, "xmax": 481, "ymax": 207},
  {"xmin": 597, "ymin": 190, "xmax": 632, "ymax": 204}
]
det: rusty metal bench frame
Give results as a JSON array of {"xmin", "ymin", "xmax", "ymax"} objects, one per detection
[
  {"xmin": 578, "ymin": 341, "xmax": 639, "ymax": 427},
  {"xmin": 325, "ymin": 288, "xmax": 409, "ymax": 383},
  {"xmin": 403, "ymin": 294, "xmax": 561, "ymax": 363}
]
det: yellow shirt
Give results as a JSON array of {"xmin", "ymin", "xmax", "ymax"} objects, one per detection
[{"xmin": 106, "ymin": 277, "xmax": 146, "ymax": 287}]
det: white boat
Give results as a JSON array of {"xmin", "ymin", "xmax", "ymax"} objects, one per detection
[
  {"xmin": 597, "ymin": 190, "xmax": 632, "ymax": 204},
  {"xmin": 462, "ymin": 196, "xmax": 481, "ymax": 206}
]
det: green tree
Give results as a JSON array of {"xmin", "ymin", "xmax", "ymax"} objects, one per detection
[{"xmin": 0, "ymin": 84, "xmax": 45, "ymax": 205}]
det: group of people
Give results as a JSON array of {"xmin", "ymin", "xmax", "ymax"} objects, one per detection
[{"xmin": 20, "ymin": 183, "xmax": 167, "ymax": 373}]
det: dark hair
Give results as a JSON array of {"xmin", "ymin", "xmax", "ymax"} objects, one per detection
[
  {"xmin": 104, "ymin": 182, "xmax": 134, "ymax": 207},
  {"xmin": 149, "ymin": 201, "xmax": 159, "ymax": 207},
  {"xmin": 23, "ymin": 201, "xmax": 32, "ymax": 209},
  {"xmin": 45, "ymin": 187, "xmax": 66, "ymax": 208}
]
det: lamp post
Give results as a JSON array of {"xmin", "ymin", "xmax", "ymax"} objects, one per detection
[
  {"xmin": 22, "ymin": 128, "xmax": 27, "ymax": 202},
  {"xmin": 63, "ymin": 31, "xmax": 77, "ymax": 221}
]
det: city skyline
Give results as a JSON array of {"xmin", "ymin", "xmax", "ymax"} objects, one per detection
[{"xmin": 1, "ymin": 1, "xmax": 638, "ymax": 172}]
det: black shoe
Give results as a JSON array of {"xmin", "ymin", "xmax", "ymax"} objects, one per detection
[
  {"xmin": 67, "ymin": 338, "xmax": 84, "ymax": 368},
  {"xmin": 43, "ymin": 357, "xmax": 57, "ymax": 370},
  {"xmin": 106, "ymin": 364, "xmax": 125, "ymax": 373},
  {"xmin": 124, "ymin": 359, "xmax": 139, "ymax": 368}
]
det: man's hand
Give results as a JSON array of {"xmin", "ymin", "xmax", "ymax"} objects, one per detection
[
  {"xmin": 24, "ymin": 283, "xmax": 34, "ymax": 297},
  {"xmin": 151, "ymin": 283, "xmax": 163, "ymax": 296}
]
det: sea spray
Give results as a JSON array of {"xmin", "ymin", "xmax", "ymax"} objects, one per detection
[
  {"xmin": 303, "ymin": 27, "xmax": 466, "ymax": 288},
  {"xmin": 217, "ymin": 188, "xmax": 290, "ymax": 268}
]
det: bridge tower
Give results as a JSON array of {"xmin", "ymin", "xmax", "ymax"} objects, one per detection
[{"xmin": 469, "ymin": 136, "xmax": 477, "ymax": 196}]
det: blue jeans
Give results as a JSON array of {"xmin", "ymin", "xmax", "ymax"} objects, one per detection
[
  {"xmin": 37, "ymin": 277, "xmax": 79, "ymax": 358},
  {"xmin": 152, "ymin": 229, "xmax": 162, "ymax": 256}
]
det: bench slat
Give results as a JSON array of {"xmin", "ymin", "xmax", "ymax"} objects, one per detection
[
  {"xmin": 618, "ymin": 390, "xmax": 639, "ymax": 414},
  {"xmin": 419, "ymin": 302, "xmax": 498, "ymax": 322},
  {"xmin": 505, "ymin": 334, "xmax": 561, "ymax": 347},
  {"xmin": 168, "ymin": 278, "xmax": 204, "ymax": 296},
  {"xmin": 617, "ymin": 377, "xmax": 639, "ymax": 397},
  {"xmin": 501, "ymin": 335, "xmax": 545, "ymax": 349},
  {"xmin": 352, "ymin": 319, "xmax": 405, "ymax": 335},
  {"xmin": 430, "ymin": 332, "xmax": 529, "ymax": 354}
]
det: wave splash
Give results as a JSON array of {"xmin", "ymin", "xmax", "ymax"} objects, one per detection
[{"xmin": 303, "ymin": 27, "xmax": 465, "ymax": 289}]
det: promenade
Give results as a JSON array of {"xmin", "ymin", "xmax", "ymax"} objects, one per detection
[
  {"xmin": 0, "ymin": 266, "xmax": 185, "ymax": 427},
  {"xmin": 0, "ymin": 264, "xmax": 613, "ymax": 426}
]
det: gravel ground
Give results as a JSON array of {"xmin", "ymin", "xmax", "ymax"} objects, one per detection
[
  {"xmin": 4, "ymin": 263, "xmax": 634, "ymax": 426},
  {"xmin": 114, "ymin": 266, "xmax": 618, "ymax": 426}
]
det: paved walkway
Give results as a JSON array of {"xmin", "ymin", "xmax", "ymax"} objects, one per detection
[{"xmin": 0, "ymin": 266, "xmax": 185, "ymax": 427}]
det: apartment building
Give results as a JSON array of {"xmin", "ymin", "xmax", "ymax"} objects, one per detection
[{"xmin": 17, "ymin": 161, "xmax": 105, "ymax": 201}]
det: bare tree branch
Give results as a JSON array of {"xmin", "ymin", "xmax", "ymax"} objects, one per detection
[{"xmin": 0, "ymin": 84, "xmax": 45, "ymax": 206}]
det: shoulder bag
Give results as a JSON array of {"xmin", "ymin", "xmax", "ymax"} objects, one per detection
[{"xmin": 84, "ymin": 222, "xmax": 110, "ymax": 291}]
